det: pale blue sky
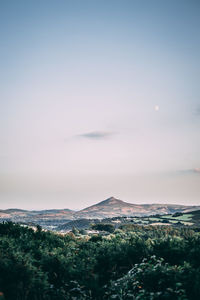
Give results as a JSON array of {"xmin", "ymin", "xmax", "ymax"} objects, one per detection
[{"xmin": 0, "ymin": 0, "xmax": 200, "ymax": 209}]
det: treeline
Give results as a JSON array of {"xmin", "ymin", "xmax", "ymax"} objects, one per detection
[{"xmin": 0, "ymin": 222, "xmax": 200, "ymax": 299}]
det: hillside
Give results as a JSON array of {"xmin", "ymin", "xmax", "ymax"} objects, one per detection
[
  {"xmin": 55, "ymin": 209, "xmax": 200, "ymax": 231},
  {"xmin": 74, "ymin": 197, "xmax": 200, "ymax": 219}
]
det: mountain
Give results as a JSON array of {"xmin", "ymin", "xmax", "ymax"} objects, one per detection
[
  {"xmin": 74, "ymin": 197, "xmax": 200, "ymax": 219},
  {"xmin": 1, "ymin": 197, "xmax": 200, "ymax": 225}
]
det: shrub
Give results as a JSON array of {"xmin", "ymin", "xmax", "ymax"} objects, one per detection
[{"xmin": 104, "ymin": 256, "xmax": 189, "ymax": 299}]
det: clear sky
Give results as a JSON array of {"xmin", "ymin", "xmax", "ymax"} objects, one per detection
[{"xmin": 0, "ymin": 0, "xmax": 200, "ymax": 209}]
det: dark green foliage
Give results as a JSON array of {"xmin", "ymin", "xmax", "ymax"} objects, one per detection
[
  {"xmin": 91, "ymin": 223, "xmax": 115, "ymax": 233},
  {"xmin": 0, "ymin": 222, "xmax": 200, "ymax": 299},
  {"xmin": 104, "ymin": 257, "xmax": 189, "ymax": 299},
  {"xmin": 173, "ymin": 212, "xmax": 183, "ymax": 217}
]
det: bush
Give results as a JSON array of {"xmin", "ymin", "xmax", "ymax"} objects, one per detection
[{"xmin": 104, "ymin": 256, "xmax": 190, "ymax": 299}]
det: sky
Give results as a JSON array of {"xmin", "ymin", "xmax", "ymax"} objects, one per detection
[{"xmin": 0, "ymin": 0, "xmax": 200, "ymax": 210}]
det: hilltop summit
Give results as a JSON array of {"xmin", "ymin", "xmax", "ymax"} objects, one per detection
[{"xmin": 94, "ymin": 197, "xmax": 125, "ymax": 206}]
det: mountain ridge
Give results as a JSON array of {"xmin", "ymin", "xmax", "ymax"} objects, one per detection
[
  {"xmin": 1, "ymin": 196, "xmax": 200, "ymax": 223},
  {"xmin": 75, "ymin": 197, "xmax": 200, "ymax": 219}
]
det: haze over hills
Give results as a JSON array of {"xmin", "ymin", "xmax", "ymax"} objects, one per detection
[{"xmin": 1, "ymin": 197, "xmax": 200, "ymax": 224}]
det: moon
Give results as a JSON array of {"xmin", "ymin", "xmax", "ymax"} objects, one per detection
[{"xmin": 154, "ymin": 105, "xmax": 159, "ymax": 111}]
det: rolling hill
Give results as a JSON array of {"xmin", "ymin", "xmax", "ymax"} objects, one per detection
[
  {"xmin": 57, "ymin": 209, "xmax": 200, "ymax": 231},
  {"xmin": 74, "ymin": 197, "xmax": 200, "ymax": 219}
]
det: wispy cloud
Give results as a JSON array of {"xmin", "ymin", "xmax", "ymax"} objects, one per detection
[
  {"xmin": 65, "ymin": 131, "xmax": 117, "ymax": 143},
  {"xmin": 76, "ymin": 131, "xmax": 115, "ymax": 140},
  {"xmin": 178, "ymin": 168, "xmax": 200, "ymax": 175}
]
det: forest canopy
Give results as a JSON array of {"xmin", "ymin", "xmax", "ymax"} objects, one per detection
[{"xmin": 0, "ymin": 222, "xmax": 200, "ymax": 299}]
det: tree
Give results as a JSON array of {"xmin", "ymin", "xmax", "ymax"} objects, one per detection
[{"xmin": 91, "ymin": 223, "xmax": 115, "ymax": 233}]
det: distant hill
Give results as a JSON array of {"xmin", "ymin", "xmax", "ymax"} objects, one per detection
[
  {"xmin": 57, "ymin": 218, "xmax": 101, "ymax": 231},
  {"xmin": 74, "ymin": 197, "xmax": 200, "ymax": 219},
  {"xmin": 56, "ymin": 209, "xmax": 200, "ymax": 231},
  {"xmin": 159, "ymin": 209, "xmax": 200, "ymax": 226},
  {"xmin": 1, "ymin": 197, "xmax": 200, "ymax": 226}
]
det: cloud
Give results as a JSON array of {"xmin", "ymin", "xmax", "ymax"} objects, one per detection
[
  {"xmin": 178, "ymin": 168, "xmax": 200, "ymax": 175},
  {"xmin": 76, "ymin": 131, "xmax": 115, "ymax": 140},
  {"xmin": 64, "ymin": 131, "xmax": 117, "ymax": 143}
]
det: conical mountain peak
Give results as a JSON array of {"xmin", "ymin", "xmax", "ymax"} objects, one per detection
[{"xmin": 95, "ymin": 197, "xmax": 124, "ymax": 206}]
